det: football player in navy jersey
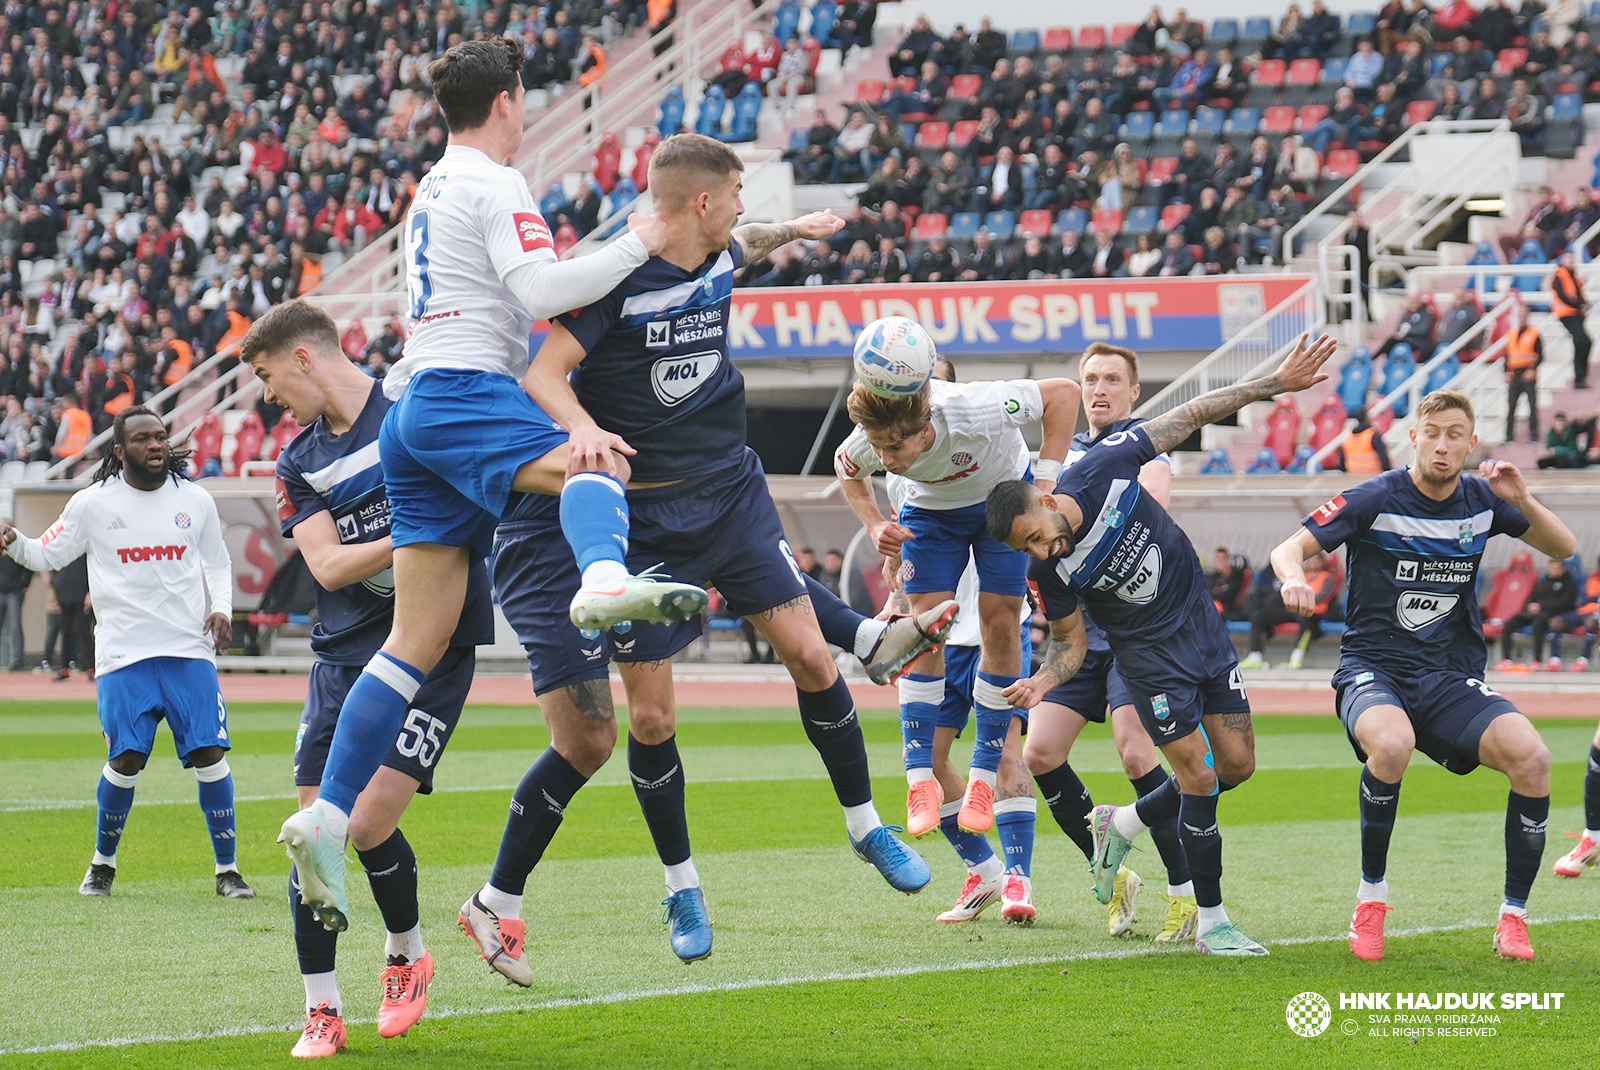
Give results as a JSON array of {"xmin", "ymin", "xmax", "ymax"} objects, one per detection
[
  {"xmin": 1025, "ymin": 342, "xmax": 1197, "ymax": 942},
  {"xmin": 985, "ymin": 331, "xmax": 1339, "ymax": 956},
  {"xmin": 460, "ymin": 134, "xmax": 936, "ymax": 981},
  {"xmin": 1268, "ymin": 389, "xmax": 1575, "ymax": 963},
  {"xmin": 244, "ymin": 301, "xmax": 496, "ymax": 1056}
]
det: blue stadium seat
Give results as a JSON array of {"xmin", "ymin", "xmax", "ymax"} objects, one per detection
[
  {"xmin": 773, "ymin": 0, "xmax": 801, "ymax": 44},
  {"xmin": 1347, "ymin": 12, "xmax": 1376, "ymax": 34},
  {"xmin": 1321, "ymin": 56, "xmax": 1347, "ymax": 83},
  {"xmin": 725, "ymin": 83, "xmax": 762, "ymax": 142},
  {"xmin": 1012, "ymin": 29, "xmax": 1041, "ymax": 52},
  {"xmin": 658, "ymin": 87, "xmax": 685, "ymax": 137},
  {"xmin": 1156, "ymin": 110, "xmax": 1190, "ymax": 137},
  {"xmin": 1199, "ymin": 447, "xmax": 1235, "ymax": 474},
  {"xmin": 1336, "ymin": 347, "xmax": 1373, "ymax": 413},
  {"xmin": 1228, "ymin": 107, "xmax": 1261, "ymax": 134},
  {"xmin": 1424, "ymin": 353, "xmax": 1460, "ymax": 394},
  {"xmin": 1194, "ymin": 106, "xmax": 1228, "ymax": 136},
  {"xmin": 984, "ymin": 210, "xmax": 1017, "ymax": 235},
  {"xmin": 1243, "ymin": 16, "xmax": 1273, "ymax": 38},
  {"xmin": 1286, "ymin": 445, "xmax": 1316, "ymax": 473},
  {"xmin": 1056, "ymin": 206, "xmax": 1088, "ymax": 235},
  {"xmin": 540, "ymin": 182, "xmax": 570, "ymax": 221},
  {"xmin": 949, "ymin": 211, "xmax": 982, "ymax": 238},
  {"xmin": 1378, "ymin": 345, "xmax": 1416, "ymax": 418},
  {"xmin": 1246, "ymin": 448, "xmax": 1282, "ymax": 474},
  {"xmin": 694, "ymin": 85, "xmax": 726, "ymax": 137},
  {"xmin": 1126, "ymin": 205, "xmax": 1159, "ymax": 233},
  {"xmin": 1553, "ymin": 93, "xmax": 1584, "ymax": 119},
  {"xmin": 1429, "ymin": 52, "xmax": 1450, "ymax": 76},
  {"xmin": 787, "ymin": 128, "xmax": 806, "ymax": 152},
  {"xmin": 809, "ymin": 0, "xmax": 837, "ymax": 46},
  {"xmin": 1123, "ymin": 111, "xmax": 1156, "ymax": 140},
  {"xmin": 1210, "ymin": 17, "xmax": 1240, "ymax": 41}
]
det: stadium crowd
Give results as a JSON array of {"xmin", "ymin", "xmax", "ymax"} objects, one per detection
[
  {"xmin": 0, "ymin": 0, "xmax": 665, "ymax": 469},
  {"xmin": 770, "ymin": 1, "xmax": 1595, "ymax": 285}
]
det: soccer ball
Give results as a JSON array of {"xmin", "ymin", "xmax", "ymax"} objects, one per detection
[{"xmin": 853, "ymin": 316, "xmax": 936, "ymax": 398}]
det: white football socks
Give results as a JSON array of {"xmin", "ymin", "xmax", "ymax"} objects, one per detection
[
  {"xmin": 1197, "ymin": 903, "xmax": 1230, "ymax": 934},
  {"xmin": 973, "ymin": 855, "xmax": 1005, "ymax": 881},
  {"xmin": 581, "ymin": 559, "xmax": 628, "ymax": 590},
  {"xmin": 844, "ymin": 801, "xmax": 882, "ymax": 841},
  {"xmin": 854, "ymin": 618, "xmax": 889, "ymax": 660},
  {"xmin": 665, "ymin": 858, "xmax": 701, "ymax": 893},
  {"xmin": 1112, "ymin": 803, "xmax": 1149, "ymax": 842},
  {"xmin": 92, "ymin": 851, "xmax": 116, "ymax": 868},
  {"xmin": 1357, "ymin": 877, "xmax": 1389, "ymax": 903},
  {"xmin": 906, "ymin": 767, "xmax": 936, "ymax": 786},
  {"xmin": 478, "ymin": 883, "xmax": 522, "ymax": 920},
  {"xmin": 968, "ymin": 768, "xmax": 997, "ymax": 788},
  {"xmin": 303, "ymin": 971, "xmax": 340, "ymax": 1015},
  {"xmin": 1167, "ymin": 880, "xmax": 1194, "ymax": 898},
  {"xmin": 385, "ymin": 925, "xmax": 426, "ymax": 964}
]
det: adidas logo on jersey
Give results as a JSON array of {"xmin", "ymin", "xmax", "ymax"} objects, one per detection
[
  {"xmin": 106, "ymin": 516, "xmax": 127, "ymax": 530},
  {"xmin": 1395, "ymin": 590, "xmax": 1459, "ymax": 631}
]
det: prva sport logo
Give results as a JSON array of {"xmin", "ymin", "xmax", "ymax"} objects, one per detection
[{"xmin": 1286, "ymin": 992, "xmax": 1332, "ymax": 1037}]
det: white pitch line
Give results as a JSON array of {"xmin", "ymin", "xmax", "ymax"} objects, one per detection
[{"xmin": 8, "ymin": 912, "xmax": 1599, "ymax": 1056}]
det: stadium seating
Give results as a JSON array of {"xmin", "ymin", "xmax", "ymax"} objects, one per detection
[
  {"xmin": 1378, "ymin": 346, "xmax": 1417, "ymax": 417},
  {"xmin": 1482, "ymin": 553, "xmax": 1538, "ymax": 637},
  {"xmin": 1019, "ymin": 209, "xmax": 1054, "ymax": 237},
  {"xmin": 1308, "ymin": 393, "xmax": 1348, "ymax": 452},
  {"xmin": 1245, "ymin": 447, "xmax": 1283, "ymax": 474},
  {"xmin": 984, "ymin": 210, "xmax": 1017, "ymax": 235},
  {"xmin": 912, "ymin": 212, "xmax": 949, "ymax": 239},
  {"xmin": 1261, "ymin": 396, "xmax": 1302, "ymax": 469},
  {"xmin": 1199, "ymin": 447, "xmax": 1236, "ymax": 473}
]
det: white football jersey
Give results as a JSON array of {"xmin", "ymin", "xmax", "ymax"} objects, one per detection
[
  {"xmin": 837, "ymin": 379, "xmax": 1042, "ymax": 510},
  {"xmin": 384, "ymin": 145, "xmax": 559, "ymax": 396},
  {"xmin": 7, "ymin": 476, "xmax": 233, "ymax": 676}
]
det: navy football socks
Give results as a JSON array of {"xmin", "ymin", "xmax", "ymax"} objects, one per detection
[
  {"xmin": 1504, "ymin": 790, "xmax": 1549, "ymax": 909},
  {"xmin": 1131, "ymin": 766, "xmax": 1190, "ymax": 887},
  {"xmin": 1034, "ymin": 761, "xmax": 1096, "ymax": 860},
  {"xmin": 1358, "ymin": 767, "xmax": 1402, "ymax": 884},
  {"xmin": 629, "ymin": 733, "xmax": 692, "ymax": 867},
  {"xmin": 489, "ymin": 748, "xmax": 591, "ymax": 895}
]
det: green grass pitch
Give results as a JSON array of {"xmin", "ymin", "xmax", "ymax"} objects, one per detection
[{"xmin": 1, "ymin": 697, "xmax": 1597, "ymax": 1068}]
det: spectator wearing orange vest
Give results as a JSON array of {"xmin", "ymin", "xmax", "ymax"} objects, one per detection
[
  {"xmin": 1242, "ymin": 553, "xmax": 1340, "ymax": 670},
  {"xmin": 1338, "ymin": 409, "xmax": 1392, "ymax": 475},
  {"xmin": 53, "ymin": 395, "xmax": 92, "ymax": 461},
  {"xmin": 1545, "ymin": 554, "xmax": 1600, "ymax": 670},
  {"xmin": 1505, "ymin": 314, "xmax": 1543, "ymax": 443},
  {"xmin": 1550, "ymin": 249, "xmax": 1591, "ymax": 389},
  {"xmin": 153, "ymin": 327, "xmax": 193, "ymax": 414},
  {"xmin": 578, "ymin": 34, "xmax": 608, "ymax": 88}
]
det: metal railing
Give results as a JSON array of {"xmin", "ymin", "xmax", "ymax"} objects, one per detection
[
  {"xmin": 1283, "ymin": 118, "xmax": 1514, "ymax": 274},
  {"xmin": 1133, "ymin": 278, "xmax": 1324, "ymax": 420},
  {"xmin": 1368, "ymin": 127, "xmax": 1520, "ymax": 263}
]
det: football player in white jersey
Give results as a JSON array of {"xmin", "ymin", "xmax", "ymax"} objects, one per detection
[
  {"xmin": 280, "ymin": 38, "xmax": 703, "ymax": 935},
  {"xmin": 836, "ymin": 365, "xmax": 1080, "ymax": 922},
  {"xmin": 2, "ymin": 408, "xmax": 250, "ymax": 901}
]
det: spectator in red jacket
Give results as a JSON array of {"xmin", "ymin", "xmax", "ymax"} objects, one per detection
[
  {"xmin": 316, "ymin": 192, "xmax": 384, "ymax": 254},
  {"xmin": 248, "ymin": 128, "xmax": 287, "ymax": 179}
]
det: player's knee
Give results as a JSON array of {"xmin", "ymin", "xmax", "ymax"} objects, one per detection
[
  {"xmin": 1365, "ymin": 730, "xmax": 1415, "ymax": 779},
  {"xmin": 1217, "ymin": 750, "xmax": 1255, "ymax": 784},
  {"xmin": 778, "ymin": 638, "xmax": 836, "ymax": 690},
  {"xmin": 187, "ymin": 746, "xmax": 225, "ymax": 770},
  {"xmin": 108, "ymin": 750, "xmax": 148, "ymax": 777},
  {"xmin": 612, "ymin": 453, "xmax": 632, "ymax": 484},
  {"xmin": 626, "ymin": 701, "xmax": 676, "ymax": 746},
  {"xmin": 1022, "ymin": 735, "xmax": 1063, "ymax": 775},
  {"xmin": 347, "ymin": 811, "xmax": 398, "ymax": 853}
]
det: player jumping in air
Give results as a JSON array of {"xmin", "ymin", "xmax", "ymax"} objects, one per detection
[
  {"xmin": 1268, "ymin": 390, "xmax": 1575, "ymax": 961},
  {"xmin": 835, "ymin": 343, "xmax": 1080, "ymax": 925},
  {"xmin": 1024, "ymin": 343, "xmax": 1196, "ymax": 942},
  {"xmin": 986, "ymin": 332, "xmax": 1340, "ymax": 956},
  {"xmin": 245, "ymin": 301, "xmax": 495, "ymax": 1056},
  {"xmin": 461, "ymin": 134, "xmax": 936, "ymax": 981},
  {"xmin": 1, "ymin": 408, "xmax": 249, "ymax": 902},
  {"xmin": 279, "ymin": 38, "xmax": 704, "ymax": 935}
]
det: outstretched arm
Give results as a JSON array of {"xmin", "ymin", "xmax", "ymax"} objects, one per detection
[
  {"xmin": 1139, "ymin": 332, "xmax": 1339, "ymax": 455},
  {"xmin": 734, "ymin": 211, "xmax": 845, "ymax": 263},
  {"xmin": 1002, "ymin": 607, "xmax": 1088, "ymax": 709},
  {"xmin": 1480, "ymin": 459, "xmax": 1578, "ymax": 559}
]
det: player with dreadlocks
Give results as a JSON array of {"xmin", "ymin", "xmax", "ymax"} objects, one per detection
[{"xmin": 1, "ymin": 407, "xmax": 250, "ymax": 899}]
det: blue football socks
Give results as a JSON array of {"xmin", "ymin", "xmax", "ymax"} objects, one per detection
[
  {"xmin": 95, "ymin": 764, "xmax": 137, "ymax": 862},
  {"xmin": 970, "ymin": 672, "xmax": 1018, "ymax": 775},
  {"xmin": 319, "ymin": 651, "xmax": 424, "ymax": 817},
  {"xmin": 196, "ymin": 759, "xmax": 237, "ymax": 867},
  {"xmin": 897, "ymin": 673, "xmax": 941, "ymax": 777},
  {"xmin": 560, "ymin": 472, "xmax": 629, "ymax": 580},
  {"xmin": 994, "ymin": 797, "xmax": 1036, "ymax": 878}
]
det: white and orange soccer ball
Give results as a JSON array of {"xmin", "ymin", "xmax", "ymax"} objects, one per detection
[{"xmin": 852, "ymin": 316, "xmax": 936, "ymax": 398}]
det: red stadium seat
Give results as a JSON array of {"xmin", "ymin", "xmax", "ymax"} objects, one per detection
[
  {"xmin": 1405, "ymin": 99, "xmax": 1437, "ymax": 125},
  {"xmin": 1262, "ymin": 105, "xmax": 1295, "ymax": 134},
  {"xmin": 1287, "ymin": 58, "xmax": 1321, "ymax": 85},
  {"xmin": 190, "ymin": 413, "xmax": 223, "ymax": 476},
  {"xmin": 1253, "ymin": 59, "xmax": 1287, "ymax": 87},
  {"xmin": 1308, "ymin": 393, "xmax": 1347, "ymax": 452},
  {"xmin": 1110, "ymin": 23, "xmax": 1137, "ymax": 47},
  {"xmin": 593, "ymin": 132, "xmax": 621, "ymax": 195},
  {"xmin": 718, "ymin": 44, "xmax": 744, "ymax": 73},
  {"xmin": 1494, "ymin": 48, "xmax": 1528, "ymax": 75},
  {"xmin": 1078, "ymin": 25, "xmax": 1107, "ymax": 50},
  {"xmin": 1159, "ymin": 203, "xmax": 1191, "ymax": 231},
  {"xmin": 1147, "ymin": 156, "xmax": 1178, "ymax": 184},
  {"xmin": 1297, "ymin": 104, "xmax": 1328, "ymax": 129},
  {"xmin": 632, "ymin": 130, "xmax": 659, "ymax": 191},
  {"xmin": 950, "ymin": 119, "xmax": 979, "ymax": 147},
  {"xmin": 915, "ymin": 121, "xmax": 950, "ymax": 148},
  {"xmin": 1091, "ymin": 207, "xmax": 1124, "ymax": 234},
  {"xmin": 856, "ymin": 79, "xmax": 886, "ymax": 102},
  {"xmin": 266, "ymin": 412, "xmax": 302, "ymax": 460},
  {"xmin": 912, "ymin": 212, "xmax": 948, "ymax": 239},
  {"xmin": 892, "ymin": 75, "xmax": 917, "ymax": 94},
  {"xmin": 553, "ymin": 223, "xmax": 579, "ymax": 257},
  {"xmin": 1043, "ymin": 27, "xmax": 1074, "ymax": 51},
  {"xmin": 230, "ymin": 411, "xmax": 265, "ymax": 477},
  {"xmin": 1019, "ymin": 209, "xmax": 1054, "ymax": 237},
  {"xmin": 1323, "ymin": 148, "xmax": 1360, "ymax": 180},
  {"xmin": 1261, "ymin": 395, "xmax": 1301, "ymax": 470},
  {"xmin": 1481, "ymin": 552, "xmax": 1537, "ymax": 637},
  {"xmin": 949, "ymin": 73, "xmax": 984, "ymax": 99}
]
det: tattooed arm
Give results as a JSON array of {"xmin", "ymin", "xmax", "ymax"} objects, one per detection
[
  {"xmin": 733, "ymin": 211, "xmax": 845, "ymax": 264},
  {"xmin": 1139, "ymin": 333, "xmax": 1339, "ymax": 455},
  {"xmin": 1002, "ymin": 607, "xmax": 1088, "ymax": 710}
]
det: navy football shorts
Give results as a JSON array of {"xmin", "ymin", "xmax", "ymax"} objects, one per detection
[
  {"xmin": 381, "ymin": 368, "xmax": 570, "ymax": 559},
  {"xmin": 495, "ymin": 448, "xmax": 808, "ymax": 694},
  {"xmin": 1038, "ymin": 648, "xmax": 1133, "ymax": 724},
  {"xmin": 1114, "ymin": 616, "xmax": 1249, "ymax": 745},
  {"xmin": 1333, "ymin": 662, "xmax": 1519, "ymax": 775},
  {"xmin": 294, "ymin": 645, "xmax": 475, "ymax": 793},
  {"xmin": 935, "ymin": 620, "xmax": 1033, "ymax": 734},
  {"xmin": 96, "ymin": 656, "xmax": 228, "ymax": 765}
]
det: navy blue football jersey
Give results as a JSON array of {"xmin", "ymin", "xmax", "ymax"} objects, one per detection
[
  {"xmin": 1304, "ymin": 469, "xmax": 1529, "ymax": 676},
  {"xmin": 557, "ymin": 243, "xmax": 748, "ymax": 483},
  {"xmin": 1029, "ymin": 423, "xmax": 1215, "ymax": 648},
  {"xmin": 276, "ymin": 382, "xmax": 494, "ymax": 664}
]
